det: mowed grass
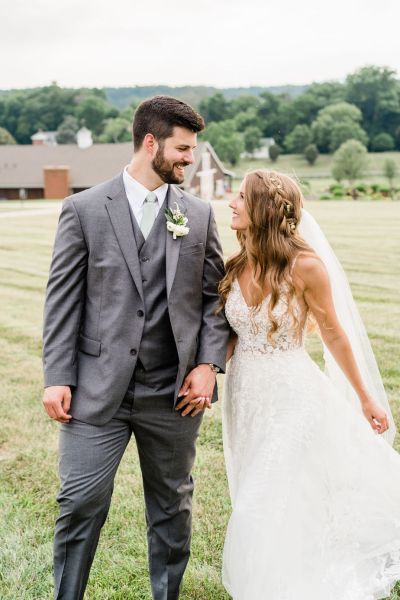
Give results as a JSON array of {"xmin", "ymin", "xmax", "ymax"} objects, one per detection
[
  {"xmin": 0, "ymin": 200, "xmax": 399, "ymax": 599},
  {"xmin": 232, "ymin": 151, "xmax": 400, "ymax": 197}
]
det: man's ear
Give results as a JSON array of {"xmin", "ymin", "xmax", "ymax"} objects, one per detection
[{"xmin": 143, "ymin": 133, "xmax": 158, "ymax": 156}]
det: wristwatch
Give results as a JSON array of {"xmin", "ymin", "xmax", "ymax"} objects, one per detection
[{"xmin": 208, "ymin": 363, "xmax": 220, "ymax": 375}]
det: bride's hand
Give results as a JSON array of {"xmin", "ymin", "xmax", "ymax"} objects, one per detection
[{"xmin": 361, "ymin": 395, "xmax": 389, "ymax": 434}]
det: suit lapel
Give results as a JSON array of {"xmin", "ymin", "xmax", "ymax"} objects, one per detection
[
  {"xmin": 105, "ymin": 174, "xmax": 144, "ymax": 301},
  {"xmin": 166, "ymin": 185, "xmax": 187, "ymax": 297}
]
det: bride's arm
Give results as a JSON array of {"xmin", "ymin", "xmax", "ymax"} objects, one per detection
[
  {"xmin": 226, "ymin": 331, "xmax": 238, "ymax": 362},
  {"xmin": 293, "ymin": 255, "xmax": 389, "ymax": 434}
]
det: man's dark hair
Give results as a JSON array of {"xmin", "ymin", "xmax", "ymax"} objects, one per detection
[{"xmin": 133, "ymin": 96, "xmax": 205, "ymax": 149}]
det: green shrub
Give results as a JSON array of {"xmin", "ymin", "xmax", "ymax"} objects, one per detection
[
  {"xmin": 329, "ymin": 183, "xmax": 345, "ymax": 194},
  {"xmin": 269, "ymin": 143, "xmax": 282, "ymax": 162},
  {"xmin": 378, "ymin": 184, "xmax": 390, "ymax": 196},
  {"xmin": 371, "ymin": 133, "xmax": 395, "ymax": 152},
  {"xmin": 370, "ymin": 183, "xmax": 381, "ymax": 193},
  {"xmin": 320, "ymin": 193, "xmax": 332, "ymax": 200},
  {"xmin": 303, "ymin": 143, "xmax": 319, "ymax": 165},
  {"xmin": 333, "ymin": 189, "xmax": 345, "ymax": 197},
  {"xmin": 355, "ymin": 183, "xmax": 368, "ymax": 193}
]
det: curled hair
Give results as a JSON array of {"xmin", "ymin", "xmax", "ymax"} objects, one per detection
[{"xmin": 219, "ymin": 170, "xmax": 317, "ymax": 342}]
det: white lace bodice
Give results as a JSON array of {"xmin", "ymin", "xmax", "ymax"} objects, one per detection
[{"xmin": 225, "ymin": 278, "xmax": 306, "ymax": 357}]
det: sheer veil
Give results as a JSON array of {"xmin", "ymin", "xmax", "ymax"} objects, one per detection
[{"xmin": 298, "ymin": 208, "xmax": 396, "ymax": 445}]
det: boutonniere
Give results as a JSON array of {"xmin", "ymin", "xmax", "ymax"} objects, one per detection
[{"xmin": 165, "ymin": 202, "xmax": 190, "ymax": 240}]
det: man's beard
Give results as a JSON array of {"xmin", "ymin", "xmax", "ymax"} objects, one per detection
[{"xmin": 152, "ymin": 144, "xmax": 189, "ymax": 184}]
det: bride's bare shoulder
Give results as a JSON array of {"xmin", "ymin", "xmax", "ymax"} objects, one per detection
[{"xmin": 292, "ymin": 252, "xmax": 329, "ymax": 290}]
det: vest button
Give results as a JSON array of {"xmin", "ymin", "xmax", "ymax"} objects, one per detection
[
  {"xmin": 137, "ymin": 309, "xmax": 144, "ymax": 317},
  {"xmin": 130, "ymin": 348, "xmax": 137, "ymax": 356}
]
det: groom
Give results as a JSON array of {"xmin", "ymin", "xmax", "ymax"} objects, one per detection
[{"xmin": 42, "ymin": 95, "xmax": 229, "ymax": 600}]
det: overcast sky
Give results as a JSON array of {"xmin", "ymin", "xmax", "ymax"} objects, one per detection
[{"xmin": 2, "ymin": 0, "xmax": 399, "ymax": 90}]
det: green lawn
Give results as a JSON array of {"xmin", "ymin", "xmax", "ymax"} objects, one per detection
[
  {"xmin": 0, "ymin": 201, "xmax": 399, "ymax": 599},
  {"xmin": 231, "ymin": 151, "xmax": 400, "ymax": 197}
]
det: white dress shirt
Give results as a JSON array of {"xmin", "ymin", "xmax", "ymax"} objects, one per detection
[{"xmin": 122, "ymin": 166, "xmax": 168, "ymax": 225}]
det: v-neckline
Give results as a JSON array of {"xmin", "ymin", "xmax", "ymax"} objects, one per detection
[{"xmin": 235, "ymin": 278, "xmax": 271, "ymax": 310}]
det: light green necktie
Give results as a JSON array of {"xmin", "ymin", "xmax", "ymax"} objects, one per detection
[{"xmin": 140, "ymin": 192, "xmax": 158, "ymax": 239}]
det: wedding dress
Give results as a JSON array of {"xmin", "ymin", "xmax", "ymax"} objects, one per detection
[{"xmin": 222, "ymin": 275, "xmax": 400, "ymax": 599}]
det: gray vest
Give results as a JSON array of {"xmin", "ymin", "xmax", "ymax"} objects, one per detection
[{"xmin": 130, "ymin": 198, "xmax": 179, "ymax": 386}]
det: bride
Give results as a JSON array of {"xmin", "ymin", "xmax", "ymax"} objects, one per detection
[{"xmin": 220, "ymin": 169, "xmax": 400, "ymax": 599}]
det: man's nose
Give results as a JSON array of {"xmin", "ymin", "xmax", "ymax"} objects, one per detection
[{"xmin": 185, "ymin": 150, "xmax": 195, "ymax": 165}]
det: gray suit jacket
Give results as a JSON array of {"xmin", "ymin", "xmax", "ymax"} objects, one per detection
[{"xmin": 43, "ymin": 173, "xmax": 229, "ymax": 425}]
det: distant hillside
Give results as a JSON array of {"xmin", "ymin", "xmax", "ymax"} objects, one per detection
[
  {"xmin": 0, "ymin": 84, "xmax": 308, "ymax": 110},
  {"xmin": 104, "ymin": 85, "xmax": 308, "ymax": 109}
]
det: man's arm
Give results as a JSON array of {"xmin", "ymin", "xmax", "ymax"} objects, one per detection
[
  {"xmin": 176, "ymin": 204, "xmax": 229, "ymax": 416},
  {"xmin": 42, "ymin": 197, "xmax": 88, "ymax": 421},
  {"xmin": 195, "ymin": 204, "xmax": 229, "ymax": 371}
]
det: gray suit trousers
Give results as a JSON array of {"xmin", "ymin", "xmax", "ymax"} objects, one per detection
[{"xmin": 54, "ymin": 378, "xmax": 203, "ymax": 600}]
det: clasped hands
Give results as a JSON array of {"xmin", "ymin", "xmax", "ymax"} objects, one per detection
[
  {"xmin": 43, "ymin": 364, "xmax": 217, "ymax": 423},
  {"xmin": 176, "ymin": 364, "xmax": 217, "ymax": 417}
]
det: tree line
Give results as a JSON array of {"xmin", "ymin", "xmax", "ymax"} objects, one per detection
[
  {"xmin": 0, "ymin": 66, "xmax": 399, "ymax": 167},
  {"xmin": 199, "ymin": 66, "xmax": 400, "ymax": 165}
]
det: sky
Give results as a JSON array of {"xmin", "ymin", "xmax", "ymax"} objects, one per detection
[{"xmin": 2, "ymin": 0, "xmax": 400, "ymax": 90}]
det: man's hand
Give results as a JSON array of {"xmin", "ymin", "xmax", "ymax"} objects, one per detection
[
  {"xmin": 176, "ymin": 364, "xmax": 217, "ymax": 417},
  {"xmin": 42, "ymin": 386, "xmax": 72, "ymax": 423}
]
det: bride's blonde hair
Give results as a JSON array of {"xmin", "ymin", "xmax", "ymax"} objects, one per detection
[{"xmin": 219, "ymin": 169, "xmax": 315, "ymax": 341}]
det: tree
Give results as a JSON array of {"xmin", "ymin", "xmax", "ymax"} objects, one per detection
[
  {"xmin": 311, "ymin": 102, "xmax": 368, "ymax": 153},
  {"xmin": 383, "ymin": 159, "xmax": 398, "ymax": 197},
  {"xmin": 201, "ymin": 120, "xmax": 244, "ymax": 165},
  {"xmin": 230, "ymin": 95, "xmax": 261, "ymax": 115},
  {"xmin": 256, "ymin": 92, "xmax": 291, "ymax": 145},
  {"xmin": 99, "ymin": 117, "xmax": 131, "ymax": 143},
  {"xmin": 284, "ymin": 124, "xmax": 313, "ymax": 153},
  {"xmin": 286, "ymin": 81, "xmax": 345, "ymax": 125},
  {"xmin": 0, "ymin": 84, "xmax": 78, "ymax": 144},
  {"xmin": 119, "ymin": 100, "xmax": 139, "ymax": 123},
  {"xmin": 269, "ymin": 143, "xmax": 282, "ymax": 162},
  {"xmin": 303, "ymin": 144, "xmax": 319, "ymax": 165},
  {"xmin": 75, "ymin": 94, "xmax": 118, "ymax": 136},
  {"xmin": 216, "ymin": 133, "xmax": 244, "ymax": 165},
  {"xmin": 332, "ymin": 140, "xmax": 368, "ymax": 193},
  {"xmin": 198, "ymin": 93, "xmax": 230, "ymax": 123},
  {"xmin": 0, "ymin": 126, "xmax": 16, "ymax": 144},
  {"xmin": 371, "ymin": 132, "xmax": 395, "ymax": 152},
  {"xmin": 346, "ymin": 65, "xmax": 400, "ymax": 141},
  {"xmin": 243, "ymin": 126, "xmax": 262, "ymax": 155},
  {"xmin": 56, "ymin": 115, "xmax": 80, "ymax": 144},
  {"xmin": 329, "ymin": 120, "xmax": 369, "ymax": 153},
  {"xmin": 234, "ymin": 108, "xmax": 262, "ymax": 132}
]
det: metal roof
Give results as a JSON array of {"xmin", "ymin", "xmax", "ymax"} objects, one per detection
[{"xmin": 0, "ymin": 142, "xmax": 232, "ymax": 189}]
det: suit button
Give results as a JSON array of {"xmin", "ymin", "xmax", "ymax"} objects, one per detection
[
  {"xmin": 130, "ymin": 348, "xmax": 137, "ymax": 356},
  {"xmin": 141, "ymin": 257, "xmax": 149, "ymax": 262},
  {"xmin": 137, "ymin": 309, "xmax": 144, "ymax": 317}
]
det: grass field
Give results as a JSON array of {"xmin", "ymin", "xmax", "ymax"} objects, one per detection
[
  {"xmin": 0, "ymin": 200, "xmax": 399, "ymax": 599},
  {"xmin": 231, "ymin": 151, "xmax": 400, "ymax": 197}
]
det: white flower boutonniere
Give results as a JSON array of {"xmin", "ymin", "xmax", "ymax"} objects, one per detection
[{"xmin": 165, "ymin": 202, "xmax": 190, "ymax": 240}]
